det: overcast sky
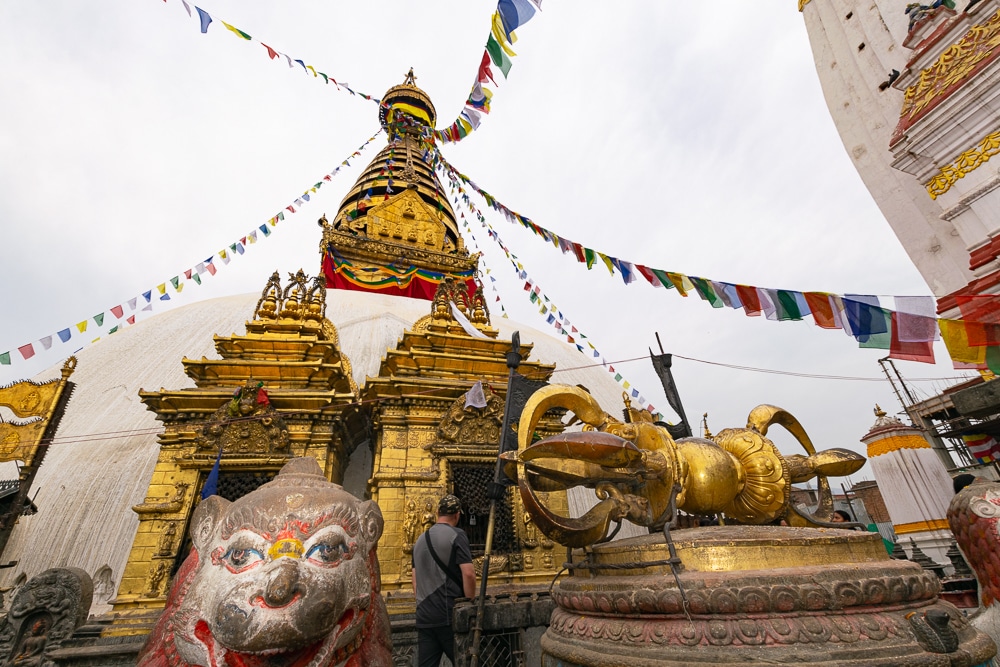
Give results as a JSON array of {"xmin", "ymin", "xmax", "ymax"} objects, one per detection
[{"xmin": 0, "ymin": 1, "xmax": 972, "ymax": 479}]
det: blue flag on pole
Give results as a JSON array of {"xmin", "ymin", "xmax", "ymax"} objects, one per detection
[{"xmin": 201, "ymin": 446, "xmax": 223, "ymax": 499}]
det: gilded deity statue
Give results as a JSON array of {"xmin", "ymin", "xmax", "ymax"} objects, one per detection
[{"xmin": 402, "ymin": 499, "xmax": 418, "ymax": 554}]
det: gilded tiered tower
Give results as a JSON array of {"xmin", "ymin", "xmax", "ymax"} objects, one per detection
[
  {"xmin": 103, "ymin": 72, "xmax": 567, "ymax": 634},
  {"xmin": 320, "ymin": 69, "xmax": 478, "ymax": 299}
]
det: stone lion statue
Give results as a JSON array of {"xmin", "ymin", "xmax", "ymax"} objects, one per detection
[{"xmin": 137, "ymin": 458, "xmax": 391, "ymax": 667}]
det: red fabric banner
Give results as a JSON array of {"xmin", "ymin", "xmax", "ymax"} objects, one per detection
[{"xmin": 322, "ymin": 255, "xmax": 476, "ymax": 301}]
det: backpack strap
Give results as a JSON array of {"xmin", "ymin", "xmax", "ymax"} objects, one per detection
[{"xmin": 422, "ymin": 527, "xmax": 464, "ymax": 589}]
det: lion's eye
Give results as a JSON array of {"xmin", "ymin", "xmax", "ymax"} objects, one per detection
[
  {"xmin": 222, "ymin": 547, "xmax": 264, "ymax": 573},
  {"xmin": 305, "ymin": 540, "xmax": 347, "ymax": 565}
]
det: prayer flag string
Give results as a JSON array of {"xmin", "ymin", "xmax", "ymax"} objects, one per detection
[
  {"xmin": 162, "ymin": 0, "xmax": 383, "ymax": 103},
  {"xmin": 442, "ymin": 160, "xmax": 664, "ymax": 419},
  {"xmin": 434, "ymin": 0, "xmax": 542, "ymax": 144},
  {"xmin": 0, "ymin": 131, "xmax": 382, "ymax": 371},
  {"xmin": 432, "ymin": 150, "xmax": 1000, "ymax": 371}
]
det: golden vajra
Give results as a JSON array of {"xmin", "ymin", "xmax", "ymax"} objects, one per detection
[{"xmin": 501, "ymin": 385, "xmax": 864, "ymax": 547}]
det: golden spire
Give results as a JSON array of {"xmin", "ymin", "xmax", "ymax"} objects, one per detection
[{"xmin": 321, "ymin": 72, "xmax": 476, "ymax": 291}]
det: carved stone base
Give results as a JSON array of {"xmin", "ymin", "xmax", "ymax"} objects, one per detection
[{"xmin": 542, "ymin": 526, "xmax": 997, "ymax": 666}]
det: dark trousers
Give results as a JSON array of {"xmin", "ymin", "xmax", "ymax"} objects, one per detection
[{"xmin": 417, "ymin": 625, "xmax": 455, "ymax": 667}]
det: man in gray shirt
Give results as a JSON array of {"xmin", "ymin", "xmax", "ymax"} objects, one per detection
[{"xmin": 412, "ymin": 494, "xmax": 476, "ymax": 666}]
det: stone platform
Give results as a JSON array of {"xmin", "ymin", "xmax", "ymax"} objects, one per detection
[{"xmin": 542, "ymin": 526, "xmax": 996, "ymax": 666}]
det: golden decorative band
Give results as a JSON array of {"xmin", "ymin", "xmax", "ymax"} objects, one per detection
[
  {"xmin": 926, "ymin": 129, "xmax": 1000, "ymax": 199},
  {"xmin": 867, "ymin": 434, "xmax": 930, "ymax": 458},
  {"xmin": 894, "ymin": 518, "xmax": 950, "ymax": 534},
  {"xmin": 798, "ymin": 0, "xmax": 812, "ymax": 10}
]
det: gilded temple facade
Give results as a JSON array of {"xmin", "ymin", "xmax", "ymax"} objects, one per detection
[{"xmin": 100, "ymin": 73, "xmax": 568, "ymax": 633}]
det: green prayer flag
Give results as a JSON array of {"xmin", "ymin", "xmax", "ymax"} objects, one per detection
[
  {"xmin": 690, "ymin": 277, "xmax": 723, "ymax": 308},
  {"xmin": 486, "ymin": 34, "xmax": 513, "ymax": 78},
  {"xmin": 614, "ymin": 373, "xmax": 623, "ymax": 382},
  {"xmin": 776, "ymin": 290, "xmax": 803, "ymax": 321},
  {"xmin": 94, "ymin": 313, "xmax": 105, "ymax": 327},
  {"xmin": 109, "ymin": 326, "xmax": 119, "ymax": 334},
  {"xmin": 170, "ymin": 276, "xmax": 180, "ymax": 290},
  {"xmin": 858, "ymin": 308, "xmax": 892, "ymax": 350},
  {"xmin": 651, "ymin": 268, "xmax": 675, "ymax": 289},
  {"xmin": 987, "ymin": 346, "xmax": 1000, "ymax": 375},
  {"xmin": 584, "ymin": 248, "xmax": 597, "ymax": 270},
  {"xmin": 0, "ymin": 352, "xmax": 9, "ymax": 365},
  {"xmin": 193, "ymin": 273, "xmax": 202, "ymax": 285}
]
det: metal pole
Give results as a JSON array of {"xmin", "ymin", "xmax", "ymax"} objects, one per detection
[{"xmin": 469, "ymin": 332, "xmax": 521, "ymax": 667}]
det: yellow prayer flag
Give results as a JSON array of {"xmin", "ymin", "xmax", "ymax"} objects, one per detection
[
  {"xmin": 176, "ymin": 282, "xmax": 185, "ymax": 293},
  {"xmin": 220, "ymin": 250, "xmax": 228, "ymax": 260},
  {"xmin": 940, "ymin": 319, "xmax": 987, "ymax": 366},
  {"xmin": 597, "ymin": 253, "xmax": 615, "ymax": 275},
  {"xmin": 491, "ymin": 12, "xmax": 518, "ymax": 52},
  {"xmin": 76, "ymin": 321, "xmax": 87, "ymax": 333},
  {"xmin": 157, "ymin": 283, "xmax": 167, "ymax": 296},
  {"xmin": 666, "ymin": 272, "xmax": 694, "ymax": 297},
  {"xmin": 221, "ymin": 21, "xmax": 251, "ymax": 40},
  {"xmin": 306, "ymin": 65, "xmax": 317, "ymax": 77}
]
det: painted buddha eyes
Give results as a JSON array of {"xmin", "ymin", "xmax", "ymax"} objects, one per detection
[
  {"xmin": 222, "ymin": 546, "xmax": 264, "ymax": 573},
  {"xmin": 217, "ymin": 530, "xmax": 352, "ymax": 572},
  {"xmin": 305, "ymin": 537, "xmax": 348, "ymax": 566}
]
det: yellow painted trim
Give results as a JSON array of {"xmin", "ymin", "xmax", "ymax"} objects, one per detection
[
  {"xmin": 926, "ymin": 128, "xmax": 1000, "ymax": 199},
  {"xmin": 798, "ymin": 0, "xmax": 811, "ymax": 10},
  {"xmin": 894, "ymin": 518, "xmax": 950, "ymax": 534},
  {"xmin": 867, "ymin": 434, "xmax": 931, "ymax": 458}
]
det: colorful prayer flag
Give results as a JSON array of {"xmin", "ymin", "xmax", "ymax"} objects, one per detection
[
  {"xmin": 888, "ymin": 312, "xmax": 935, "ymax": 364},
  {"xmin": 962, "ymin": 433, "xmax": 1000, "ymax": 464},
  {"xmin": 195, "ymin": 7, "xmax": 212, "ymax": 33},
  {"xmin": 221, "ymin": 21, "xmax": 251, "ymax": 40}
]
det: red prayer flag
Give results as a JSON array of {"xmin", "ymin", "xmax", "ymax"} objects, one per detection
[
  {"xmin": 261, "ymin": 43, "xmax": 279, "ymax": 60},
  {"xmin": 477, "ymin": 51, "xmax": 497, "ymax": 85},
  {"xmin": 206, "ymin": 263, "xmax": 217, "ymax": 276},
  {"xmin": 804, "ymin": 292, "xmax": 838, "ymax": 329},
  {"xmin": 18, "ymin": 343, "xmax": 35, "ymax": 360},
  {"xmin": 111, "ymin": 305, "xmax": 124, "ymax": 319},
  {"xmin": 635, "ymin": 264, "xmax": 659, "ymax": 287},
  {"xmin": 889, "ymin": 313, "xmax": 935, "ymax": 364},
  {"xmin": 127, "ymin": 315, "xmax": 136, "ymax": 325},
  {"xmin": 960, "ymin": 320, "xmax": 1000, "ymax": 347},
  {"xmin": 735, "ymin": 285, "xmax": 761, "ymax": 316}
]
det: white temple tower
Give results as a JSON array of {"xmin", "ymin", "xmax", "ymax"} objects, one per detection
[
  {"xmin": 860, "ymin": 406, "xmax": 955, "ymax": 565},
  {"xmin": 799, "ymin": 0, "xmax": 1000, "ymax": 321}
]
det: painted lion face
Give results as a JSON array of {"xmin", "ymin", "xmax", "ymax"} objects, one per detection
[{"xmin": 173, "ymin": 458, "xmax": 383, "ymax": 667}]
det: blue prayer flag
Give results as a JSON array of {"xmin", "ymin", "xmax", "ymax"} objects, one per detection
[{"xmin": 196, "ymin": 7, "xmax": 212, "ymax": 33}]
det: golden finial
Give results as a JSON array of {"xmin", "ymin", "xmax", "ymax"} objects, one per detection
[
  {"xmin": 874, "ymin": 404, "xmax": 886, "ymax": 418},
  {"xmin": 701, "ymin": 412, "xmax": 712, "ymax": 438},
  {"xmin": 404, "ymin": 68, "xmax": 417, "ymax": 86}
]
